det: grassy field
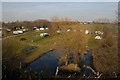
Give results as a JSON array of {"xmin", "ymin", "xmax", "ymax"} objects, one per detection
[{"xmin": 3, "ymin": 23, "xmax": 118, "ymax": 75}]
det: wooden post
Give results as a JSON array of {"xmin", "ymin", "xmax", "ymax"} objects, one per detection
[
  {"xmin": 55, "ymin": 67, "xmax": 59, "ymax": 76},
  {"xmin": 65, "ymin": 55, "xmax": 68, "ymax": 65}
]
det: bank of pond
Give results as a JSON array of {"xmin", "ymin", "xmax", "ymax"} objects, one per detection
[
  {"xmin": 25, "ymin": 49, "xmax": 97, "ymax": 78},
  {"xmin": 2, "ymin": 48, "xmax": 119, "ymax": 79}
]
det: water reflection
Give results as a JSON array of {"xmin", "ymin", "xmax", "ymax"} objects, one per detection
[
  {"xmin": 26, "ymin": 50, "xmax": 64, "ymax": 75},
  {"xmin": 26, "ymin": 49, "xmax": 94, "ymax": 77}
]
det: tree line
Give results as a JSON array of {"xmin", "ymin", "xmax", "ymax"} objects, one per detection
[{"xmin": 2, "ymin": 17, "xmax": 80, "ymax": 31}]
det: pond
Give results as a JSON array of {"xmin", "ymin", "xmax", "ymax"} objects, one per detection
[
  {"xmin": 26, "ymin": 49, "xmax": 65, "ymax": 75},
  {"xmin": 26, "ymin": 49, "xmax": 94, "ymax": 77}
]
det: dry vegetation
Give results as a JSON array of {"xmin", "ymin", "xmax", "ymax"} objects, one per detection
[
  {"xmin": 52, "ymin": 20, "xmax": 118, "ymax": 75},
  {"xmin": 2, "ymin": 38, "xmax": 29, "ymax": 70},
  {"xmin": 2, "ymin": 17, "xmax": 119, "ymax": 79},
  {"xmin": 92, "ymin": 25, "xmax": 118, "ymax": 75}
]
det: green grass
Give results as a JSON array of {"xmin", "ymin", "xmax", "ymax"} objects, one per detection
[
  {"xmin": 87, "ymin": 35, "xmax": 98, "ymax": 47},
  {"xmin": 23, "ymin": 45, "xmax": 51, "ymax": 64},
  {"xmin": 2, "ymin": 36, "xmax": 53, "ymax": 67},
  {"xmin": 3, "ymin": 23, "xmax": 118, "ymax": 72},
  {"xmin": 33, "ymin": 35, "xmax": 57, "ymax": 44}
]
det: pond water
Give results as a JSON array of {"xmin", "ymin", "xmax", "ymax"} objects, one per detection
[
  {"xmin": 26, "ymin": 50, "xmax": 64, "ymax": 75},
  {"xmin": 84, "ymin": 51, "xmax": 93, "ymax": 65},
  {"xmin": 26, "ymin": 49, "xmax": 94, "ymax": 77}
]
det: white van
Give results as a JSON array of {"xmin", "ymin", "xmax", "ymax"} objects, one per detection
[{"xmin": 40, "ymin": 33, "xmax": 49, "ymax": 37}]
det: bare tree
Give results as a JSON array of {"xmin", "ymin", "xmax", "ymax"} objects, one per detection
[{"xmin": 49, "ymin": 16, "xmax": 60, "ymax": 36}]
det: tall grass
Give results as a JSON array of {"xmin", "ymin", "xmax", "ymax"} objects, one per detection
[
  {"xmin": 2, "ymin": 38, "xmax": 29, "ymax": 69},
  {"xmin": 92, "ymin": 24, "xmax": 118, "ymax": 75},
  {"xmin": 3, "ymin": 39, "xmax": 29, "ymax": 59}
]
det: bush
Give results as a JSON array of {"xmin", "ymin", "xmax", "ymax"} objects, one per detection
[{"xmin": 93, "ymin": 31, "xmax": 118, "ymax": 75}]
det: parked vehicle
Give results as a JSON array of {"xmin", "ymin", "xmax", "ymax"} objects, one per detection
[
  {"xmin": 36, "ymin": 28, "xmax": 40, "ymax": 31},
  {"xmin": 40, "ymin": 33, "xmax": 49, "ymax": 37},
  {"xmin": 56, "ymin": 30, "xmax": 61, "ymax": 33},
  {"xmin": 95, "ymin": 36, "xmax": 102, "ymax": 40},
  {"xmin": 67, "ymin": 29, "xmax": 71, "ymax": 32},
  {"xmin": 40, "ymin": 28, "xmax": 45, "ymax": 30},
  {"xmin": 95, "ymin": 31, "xmax": 103, "ymax": 35},
  {"xmin": 13, "ymin": 31, "xmax": 19, "ymax": 35},
  {"xmin": 45, "ymin": 28, "xmax": 49, "ymax": 30},
  {"xmin": 13, "ymin": 30, "xmax": 23, "ymax": 35},
  {"xmin": 23, "ymin": 29, "xmax": 28, "ymax": 32},
  {"xmin": 85, "ymin": 30, "xmax": 89, "ymax": 34},
  {"xmin": 17, "ymin": 30, "xmax": 23, "ymax": 34}
]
